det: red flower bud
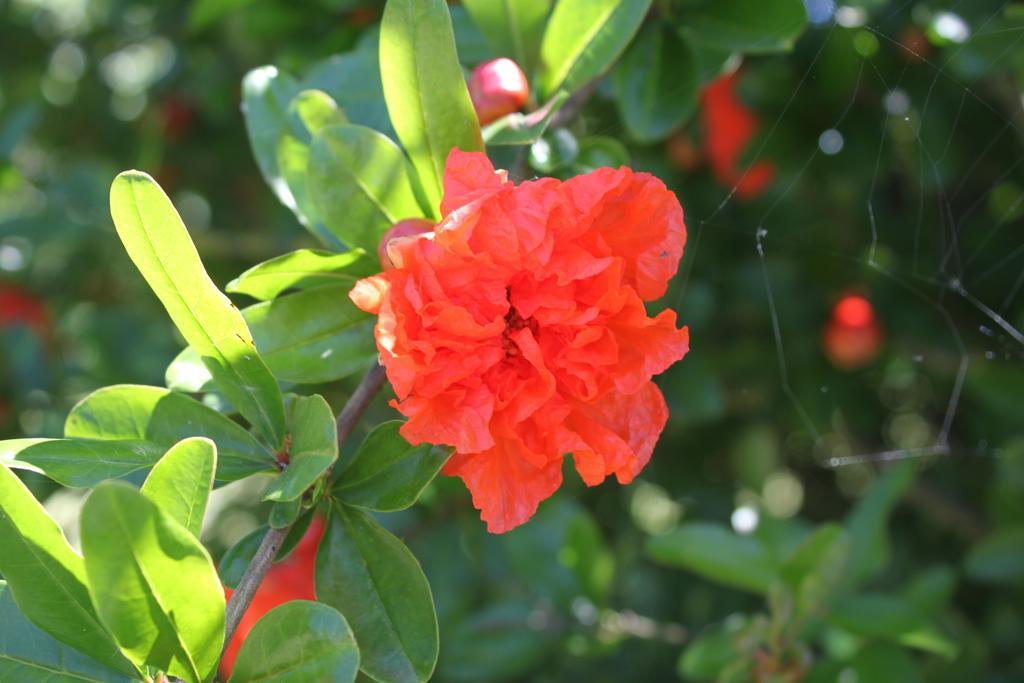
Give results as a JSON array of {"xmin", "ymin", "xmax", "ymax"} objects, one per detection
[
  {"xmin": 467, "ymin": 58, "xmax": 530, "ymax": 125},
  {"xmin": 378, "ymin": 218, "xmax": 435, "ymax": 270},
  {"xmin": 823, "ymin": 295, "xmax": 883, "ymax": 369}
]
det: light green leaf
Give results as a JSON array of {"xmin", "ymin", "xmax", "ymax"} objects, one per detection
[
  {"xmin": 380, "ymin": 0, "xmax": 484, "ymax": 210},
  {"xmin": 536, "ymin": 0, "xmax": 653, "ymax": 100},
  {"xmin": 483, "ymin": 91, "xmax": 568, "ymax": 146},
  {"xmin": 462, "ymin": 0, "xmax": 552, "ymax": 76},
  {"xmin": 613, "ymin": 21, "xmax": 698, "ymax": 143},
  {"xmin": 316, "ymin": 503, "xmax": 438, "ymax": 683},
  {"xmin": 334, "ymin": 421, "xmax": 450, "ymax": 512},
  {"xmin": 81, "ymin": 483, "xmax": 225, "ymax": 683},
  {"xmin": 646, "ymin": 523, "xmax": 776, "ymax": 594},
  {"xmin": 65, "ymin": 384, "xmax": 276, "ymax": 482},
  {"xmin": 141, "ymin": 438, "xmax": 216, "ymax": 538},
  {"xmin": 1, "ymin": 439, "xmax": 166, "ymax": 488},
  {"xmin": 0, "ymin": 581, "xmax": 135, "ymax": 683},
  {"xmin": 309, "ymin": 124, "xmax": 428, "ymax": 252},
  {"xmin": 227, "ymin": 248, "xmax": 377, "ymax": 302},
  {"xmin": 264, "ymin": 395, "xmax": 338, "ymax": 502},
  {"xmin": 677, "ymin": 0, "xmax": 807, "ymax": 55},
  {"xmin": 228, "ymin": 601, "xmax": 359, "ymax": 683},
  {"xmin": 0, "ymin": 467, "xmax": 135, "ymax": 676},
  {"xmin": 109, "ymin": 171, "xmax": 287, "ymax": 448}
]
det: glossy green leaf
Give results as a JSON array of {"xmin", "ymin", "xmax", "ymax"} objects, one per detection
[
  {"xmin": 305, "ymin": 36, "xmax": 394, "ymax": 138},
  {"xmin": 316, "ymin": 503, "xmax": 438, "ymax": 683},
  {"xmin": 334, "ymin": 421, "xmax": 450, "ymax": 512},
  {"xmin": 269, "ymin": 497, "xmax": 303, "ymax": 529},
  {"xmin": 613, "ymin": 22, "xmax": 698, "ymax": 143},
  {"xmin": 109, "ymin": 171, "xmax": 286, "ymax": 448},
  {"xmin": 536, "ymin": 0, "xmax": 652, "ymax": 100},
  {"xmin": 646, "ymin": 523, "xmax": 776, "ymax": 594},
  {"xmin": 141, "ymin": 437, "xmax": 216, "ymax": 538},
  {"xmin": 226, "ymin": 248, "xmax": 377, "ymax": 301},
  {"xmin": 168, "ymin": 285, "xmax": 377, "ymax": 389},
  {"xmin": 965, "ymin": 526, "xmax": 1024, "ymax": 584},
  {"xmin": 228, "ymin": 601, "xmax": 359, "ymax": 683},
  {"xmin": 309, "ymin": 123, "xmax": 428, "ymax": 252},
  {"xmin": 81, "ymin": 482, "xmax": 225, "ymax": 683},
  {"xmin": 0, "ymin": 581, "xmax": 135, "ymax": 683},
  {"xmin": 677, "ymin": 0, "xmax": 807, "ymax": 55},
  {"xmin": 482, "ymin": 91, "xmax": 568, "ymax": 146},
  {"xmin": 831, "ymin": 593, "xmax": 957, "ymax": 658},
  {"xmin": 0, "ymin": 467, "xmax": 135, "ymax": 676},
  {"xmin": 1, "ymin": 438, "xmax": 166, "ymax": 488},
  {"xmin": 65, "ymin": 384, "xmax": 276, "ymax": 482},
  {"xmin": 462, "ymin": 0, "xmax": 552, "ymax": 76},
  {"xmin": 843, "ymin": 460, "xmax": 915, "ymax": 586},
  {"xmin": 264, "ymin": 395, "xmax": 338, "ymax": 502},
  {"xmin": 380, "ymin": 0, "xmax": 484, "ymax": 210}
]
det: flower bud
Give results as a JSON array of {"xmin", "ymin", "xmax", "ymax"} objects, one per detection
[
  {"xmin": 823, "ymin": 295, "xmax": 883, "ymax": 369},
  {"xmin": 467, "ymin": 58, "xmax": 529, "ymax": 125},
  {"xmin": 378, "ymin": 218, "xmax": 435, "ymax": 270}
]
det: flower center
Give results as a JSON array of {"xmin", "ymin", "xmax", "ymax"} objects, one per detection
[{"xmin": 502, "ymin": 291, "xmax": 536, "ymax": 358}]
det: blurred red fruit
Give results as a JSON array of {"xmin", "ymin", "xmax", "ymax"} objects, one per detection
[
  {"xmin": 823, "ymin": 295, "xmax": 883, "ymax": 370},
  {"xmin": 700, "ymin": 71, "xmax": 775, "ymax": 199},
  {"xmin": 467, "ymin": 58, "xmax": 529, "ymax": 125},
  {"xmin": 219, "ymin": 517, "xmax": 325, "ymax": 679},
  {"xmin": 0, "ymin": 282, "xmax": 51, "ymax": 341},
  {"xmin": 378, "ymin": 218, "xmax": 435, "ymax": 269}
]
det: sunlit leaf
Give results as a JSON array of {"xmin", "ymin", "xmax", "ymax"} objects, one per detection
[{"xmin": 141, "ymin": 437, "xmax": 217, "ymax": 538}]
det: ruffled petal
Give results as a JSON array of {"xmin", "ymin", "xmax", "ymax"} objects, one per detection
[{"xmin": 440, "ymin": 149, "xmax": 507, "ymax": 216}]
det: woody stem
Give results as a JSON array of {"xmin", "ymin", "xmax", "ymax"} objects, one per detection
[{"xmin": 221, "ymin": 362, "xmax": 388, "ymax": 656}]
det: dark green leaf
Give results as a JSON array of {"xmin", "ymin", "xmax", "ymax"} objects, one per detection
[
  {"xmin": 849, "ymin": 643, "xmax": 923, "ymax": 683},
  {"xmin": 81, "ymin": 483, "xmax": 225, "ymax": 683},
  {"xmin": 228, "ymin": 601, "xmax": 359, "ymax": 683},
  {"xmin": 219, "ymin": 513, "xmax": 316, "ymax": 589},
  {"xmin": 380, "ymin": 0, "xmax": 484, "ymax": 210},
  {"xmin": 333, "ymin": 421, "xmax": 450, "ymax": 512},
  {"xmin": 482, "ymin": 91, "xmax": 568, "ymax": 146},
  {"xmin": 1, "ymin": 439, "xmax": 166, "ymax": 488},
  {"xmin": 264, "ymin": 395, "xmax": 338, "ymax": 502},
  {"xmin": 141, "ymin": 437, "xmax": 216, "ymax": 538},
  {"xmin": 305, "ymin": 37, "xmax": 394, "ymax": 138},
  {"xmin": 269, "ymin": 497, "xmax": 303, "ymax": 529},
  {"xmin": 0, "ymin": 581, "xmax": 135, "ymax": 682},
  {"xmin": 309, "ymin": 124, "xmax": 428, "ymax": 252},
  {"xmin": 779, "ymin": 523, "xmax": 849, "ymax": 611},
  {"xmin": 965, "ymin": 526, "xmax": 1024, "ymax": 584},
  {"xmin": 65, "ymin": 384, "xmax": 276, "ymax": 482},
  {"xmin": 0, "ymin": 467, "xmax": 135, "ymax": 676},
  {"xmin": 109, "ymin": 171, "xmax": 287, "ymax": 448},
  {"xmin": 437, "ymin": 603, "xmax": 552, "ymax": 683},
  {"xmin": 646, "ymin": 523, "xmax": 776, "ymax": 594},
  {"xmin": 830, "ymin": 593, "xmax": 957, "ymax": 658},
  {"xmin": 613, "ymin": 22, "xmax": 698, "ymax": 143},
  {"xmin": 536, "ymin": 0, "xmax": 653, "ymax": 100},
  {"xmin": 462, "ymin": 0, "xmax": 552, "ymax": 76},
  {"xmin": 226, "ymin": 249, "xmax": 377, "ymax": 302},
  {"xmin": 677, "ymin": 0, "xmax": 807, "ymax": 55},
  {"xmin": 678, "ymin": 616, "xmax": 751, "ymax": 681},
  {"xmin": 316, "ymin": 503, "xmax": 438, "ymax": 683},
  {"xmin": 843, "ymin": 461, "xmax": 915, "ymax": 586}
]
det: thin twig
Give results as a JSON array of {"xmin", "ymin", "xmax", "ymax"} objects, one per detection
[{"xmin": 221, "ymin": 362, "xmax": 388, "ymax": 655}]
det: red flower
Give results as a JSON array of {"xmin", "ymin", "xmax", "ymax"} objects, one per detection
[
  {"xmin": 701, "ymin": 71, "xmax": 775, "ymax": 199},
  {"xmin": 351, "ymin": 150, "xmax": 689, "ymax": 533},
  {"xmin": 823, "ymin": 295, "xmax": 883, "ymax": 369}
]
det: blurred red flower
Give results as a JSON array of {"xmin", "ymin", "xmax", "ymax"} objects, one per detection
[
  {"xmin": 351, "ymin": 150, "xmax": 689, "ymax": 533},
  {"xmin": 0, "ymin": 282, "xmax": 51, "ymax": 341},
  {"xmin": 701, "ymin": 71, "xmax": 775, "ymax": 199},
  {"xmin": 823, "ymin": 294, "xmax": 884, "ymax": 369}
]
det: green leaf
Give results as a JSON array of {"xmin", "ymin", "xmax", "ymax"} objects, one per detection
[
  {"xmin": 109, "ymin": 171, "xmax": 287, "ymax": 448},
  {"xmin": 843, "ymin": 461, "xmax": 915, "ymax": 586},
  {"xmin": 779, "ymin": 523, "xmax": 849, "ymax": 611},
  {"xmin": 264, "ymin": 395, "xmax": 338, "ymax": 502},
  {"xmin": 462, "ymin": 0, "xmax": 552, "ymax": 76},
  {"xmin": 333, "ymin": 421, "xmax": 450, "ymax": 512},
  {"xmin": 65, "ymin": 384, "xmax": 276, "ymax": 482},
  {"xmin": 965, "ymin": 526, "xmax": 1024, "ymax": 584},
  {"xmin": 0, "ymin": 467, "xmax": 135, "ymax": 676},
  {"xmin": 228, "ymin": 601, "xmax": 359, "ymax": 683},
  {"xmin": 613, "ymin": 22, "xmax": 698, "ymax": 143},
  {"xmin": 536, "ymin": 0, "xmax": 653, "ymax": 100},
  {"xmin": 482, "ymin": 91, "xmax": 568, "ymax": 146},
  {"xmin": 81, "ymin": 482, "xmax": 225, "ymax": 683},
  {"xmin": 646, "ymin": 523, "xmax": 776, "ymax": 594},
  {"xmin": 678, "ymin": 616, "xmax": 751, "ymax": 681},
  {"xmin": 380, "ymin": 0, "xmax": 484, "ymax": 210},
  {"xmin": 305, "ymin": 36, "xmax": 394, "ymax": 138},
  {"xmin": 316, "ymin": 503, "xmax": 438, "ymax": 683},
  {"xmin": 848, "ymin": 643, "xmax": 922, "ymax": 683},
  {"xmin": 168, "ymin": 285, "xmax": 377, "ymax": 389},
  {"xmin": 1, "ymin": 438, "xmax": 167, "ymax": 488},
  {"xmin": 676, "ymin": 0, "xmax": 807, "ymax": 55},
  {"xmin": 437, "ymin": 603, "xmax": 552, "ymax": 683},
  {"xmin": 0, "ymin": 581, "xmax": 135, "ymax": 683},
  {"xmin": 141, "ymin": 437, "xmax": 216, "ymax": 538},
  {"xmin": 830, "ymin": 593, "xmax": 958, "ymax": 658},
  {"xmin": 227, "ymin": 249, "xmax": 378, "ymax": 302},
  {"xmin": 289, "ymin": 89, "xmax": 348, "ymax": 140},
  {"xmin": 309, "ymin": 123, "xmax": 428, "ymax": 252},
  {"xmin": 219, "ymin": 513, "xmax": 315, "ymax": 589}
]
